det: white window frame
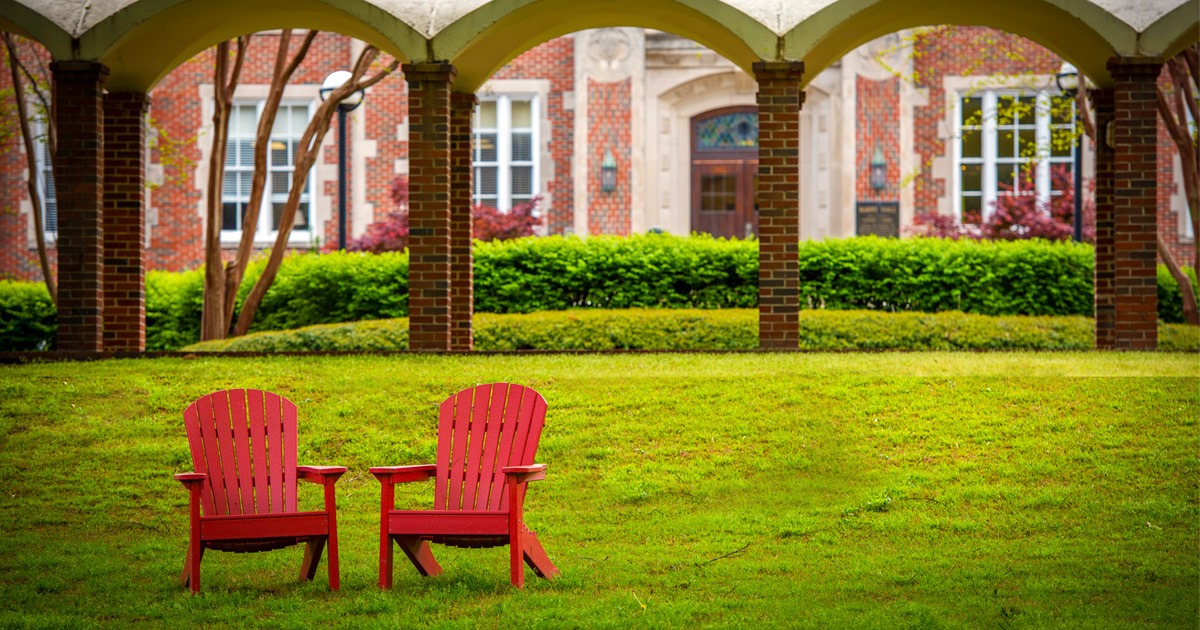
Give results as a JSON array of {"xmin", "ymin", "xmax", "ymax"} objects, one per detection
[
  {"xmin": 32, "ymin": 116, "xmax": 57, "ymax": 242},
  {"xmin": 220, "ymin": 100, "xmax": 314, "ymax": 245},
  {"xmin": 472, "ymin": 93, "xmax": 541, "ymax": 212},
  {"xmin": 953, "ymin": 88, "xmax": 1075, "ymax": 224}
]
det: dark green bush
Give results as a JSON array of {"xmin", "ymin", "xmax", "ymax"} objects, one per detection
[
  {"xmin": 0, "ymin": 281, "xmax": 55, "ymax": 351},
  {"xmin": 145, "ymin": 269, "xmax": 204, "ymax": 351},
  {"xmin": 1157, "ymin": 265, "xmax": 1200, "ymax": 325},
  {"xmin": 181, "ymin": 308, "xmax": 1200, "ymax": 353},
  {"xmin": 473, "ymin": 233, "xmax": 758, "ymax": 312}
]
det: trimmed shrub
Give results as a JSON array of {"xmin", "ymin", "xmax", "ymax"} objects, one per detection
[
  {"xmin": 473, "ymin": 233, "xmax": 759, "ymax": 313},
  {"xmin": 0, "ymin": 281, "xmax": 55, "ymax": 351},
  {"xmin": 181, "ymin": 308, "xmax": 1200, "ymax": 353},
  {"xmin": 145, "ymin": 269, "xmax": 204, "ymax": 351},
  {"xmin": 1157, "ymin": 265, "xmax": 1200, "ymax": 325}
]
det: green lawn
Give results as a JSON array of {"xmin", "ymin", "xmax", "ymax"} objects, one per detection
[{"xmin": 1, "ymin": 353, "xmax": 1197, "ymax": 628}]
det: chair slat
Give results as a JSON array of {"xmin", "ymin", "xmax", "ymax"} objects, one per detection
[
  {"xmin": 265, "ymin": 392, "xmax": 285, "ymax": 512},
  {"xmin": 247, "ymin": 390, "xmax": 271, "ymax": 514},
  {"xmin": 209, "ymin": 391, "xmax": 241, "ymax": 516},
  {"xmin": 279, "ymin": 393, "xmax": 299, "ymax": 513},
  {"xmin": 461, "ymin": 383, "xmax": 494, "ymax": 511},
  {"xmin": 447, "ymin": 388, "xmax": 474, "ymax": 510},
  {"xmin": 228, "ymin": 389, "xmax": 255, "ymax": 516},
  {"xmin": 479, "ymin": 384, "xmax": 510, "ymax": 510},
  {"xmin": 183, "ymin": 401, "xmax": 217, "ymax": 517},
  {"xmin": 489, "ymin": 385, "xmax": 521, "ymax": 511}
]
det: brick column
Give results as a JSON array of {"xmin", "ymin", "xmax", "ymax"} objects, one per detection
[
  {"xmin": 1108, "ymin": 58, "xmax": 1162, "ymax": 349},
  {"xmin": 404, "ymin": 63, "xmax": 455, "ymax": 351},
  {"xmin": 753, "ymin": 61, "xmax": 804, "ymax": 350},
  {"xmin": 103, "ymin": 92, "xmax": 149, "ymax": 352},
  {"xmin": 1091, "ymin": 87, "xmax": 1116, "ymax": 348},
  {"xmin": 449, "ymin": 92, "xmax": 476, "ymax": 351},
  {"xmin": 52, "ymin": 61, "xmax": 108, "ymax": 353}
]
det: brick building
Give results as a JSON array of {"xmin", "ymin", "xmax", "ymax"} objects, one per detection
[{"xmin": 3, "ymin": 26, "xmax": 1192, "ymax": 282}]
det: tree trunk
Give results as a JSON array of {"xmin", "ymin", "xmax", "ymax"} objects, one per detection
[
  {"xmin": 3, "ymin": 34, "xmax": 56, "ymax": 304},
  {"xmin": 1159, "ymin": 232, "xmax": 1199, "ymax": 325},
  {"xmin": 200, "ymin": 37, "xmax": 249, "ymax": 341},
  {"xmin": 1155, "ymin": 45, "xmax": 1199, "ymax": 324},
  {"xmin": 221, "ymin": 30, "xmax": 318, "ymax": 332},
  {"xmin": 233, "ymin": 48, "xmax": 398, "ymax": 336}
]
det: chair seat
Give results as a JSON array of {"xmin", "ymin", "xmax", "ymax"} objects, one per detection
[
  {"xmin": 200, "ymin": 511, "xmax": 332, "ymax": 542},
  {"xmin": 386, "ymin": 510, "xmax": 509, "ymax": 537}
]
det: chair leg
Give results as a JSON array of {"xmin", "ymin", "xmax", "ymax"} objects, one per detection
[
  {"xmin": 521, "ymin": 527, "xmax": 559, "ymax": 580},
  {"xmin": 395, "ymin": 536, "xmax": 442, "ymax": 578},
  {"xmin": 510, "ymin": 529, "xmax": 525, "ymax": 588},
  {"xmin": 181, "ymin": 544, "xmax": 204, "ymax": 593},
  {"xmin": 379, "ymin": 528, "xmax": 394, "ymax": 590},
  {"xmin": 300, "ymin": 537, "xmax": 326, "ymax": 582}
]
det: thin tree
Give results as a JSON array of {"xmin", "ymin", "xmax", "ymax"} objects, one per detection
[
  {"xmin": 219, "ymin": 29, "xmax": 318, "ymax": 336},
  {"xmin": 200, "ymin": 35, "xmax": 250, "ymax": 341},
  {"xmin": 1155, "ymin": 44, "xmax": 1199, "ymax": 325},
  {"xmin": 232, "ymin": 45, "xmax": 398, "ymax": 337},
  {"xmin": 2, "ymin": 33, "xmax": 55, "ymax": 303}
]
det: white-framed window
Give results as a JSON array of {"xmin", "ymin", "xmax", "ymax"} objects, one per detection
[
  {"xmin": 473, "ymin": 94, "xmax": 538, "ymax": 210},
  {"xmin": 33, "ymin": 117, "xmax": 56, "ymax": 239},
  {"xmin": 955, "ymin": 90, "xmax": 1074, "ymax": 224},
  {"xmin": 221, "ymin": 101, "xmax": 312, "ymax": 241}
]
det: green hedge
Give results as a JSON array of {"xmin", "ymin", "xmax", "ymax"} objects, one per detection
[
  {"xmin": 5, "ymin": 236, "xmax": 1200, "ymax": 351},
  {"xmin": 181, "ymin": 309, "xmax": 1200, "ymax": 353},
  {"xmin": 0, "ymin": 281, "xmax": 56, "ymax": 351}
]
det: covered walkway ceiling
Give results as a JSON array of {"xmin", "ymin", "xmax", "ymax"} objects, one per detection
[{"xmin": 2, "ymin": 0, "xmax": 1196, "ymax": 91}]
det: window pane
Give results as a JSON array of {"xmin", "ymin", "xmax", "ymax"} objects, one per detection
[
  {"xmin": 996, "ymin": 96, "xmax": 1016, "ymax": 125},
  {"xmin": 271, "ymin": 171, "xmax": 290, "ymax": 194},
  {"xmin": 238, "ymin": 140, "xmax": 255, "ymax": 167},
  {"xmin": 294, "ymin": 202, "xmax": 309, "ymax": 229},
  {"xmin": 44, "ymin": 199, "xmax": 57, "ymax": 232},
  {"xmin": 476, "ymin": 166, "xmax": 498, "ymax": 195},
  {"xmin": 476, "ymin": 133, "xmax": 497, "ymax": 162},
  {"xmin": 478, "ymin": 101, "xmax": 497, "ymax": 128},
  {"xmin": 223, "ymin": 202, "xmax": 241, "ymax": 230},
  {"xmin": 1050, "ymin": 129, "xmax": 1075, "ymax": 157},
  {"xmin": 960, "ymin": 163, "xmax": 982, "ymax": 192},
  {"xmin": 1018, "ymin": 127, "xmax": 1037, "ymax": 157},
  {"xmin": 510, "ymin": 100, "xmax": 532, "ymax": 127},
  {"xmin": 222, "ymin": 173, "xmax": 238, "ymax": 197},
  {"xmin": 962, "ymin": 196, "xmax": 982, "ymax": 225},
  {"xmin": 511, "ymin": 132, "xmax": 532, "ymax": 161},
  {"xmin": 511, "ymin": 165, "xmax": 533, "ymax": 196},
  {"xmin": 961, "ymin": 129, "xmax": 982, "ymax": 158},
  {"xmin": 291, "ymin": 106, "xmax": 307, "ymax": 133},
  {"xmin": 1050, "ymin": 95, "xmax": 1074, "ymax": 125},
  {"xmin": 997, "ymin": 163, "xmax": 1018, "ymax": 190},
  {"xmin": 270, "ymin": 140, "xmax": 289, "ymax": 167},
  {"xmin": 961, "ymin": 97, "xmax": 983, "ymax": 125},
  {"xmin": 700, "ymin": 174, "xmax": 737, "ymax": 212},
  {"xmin": 236, "ymin": 106, "xmax": 256, "ymax": 133},
  {"xmin": 997, "ymin": 131, "xmax": 1016, "ymax": 158}
]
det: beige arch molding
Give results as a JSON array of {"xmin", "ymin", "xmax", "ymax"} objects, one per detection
[{"xmin": 3, "ymin": 0, "xmax": 1196, "ymax": 92}]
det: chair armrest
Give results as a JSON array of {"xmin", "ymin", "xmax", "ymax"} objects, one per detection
[
  {"xmin": 370, "ymin": 464, "xmax": 436, "ymax": 484},
  {"xmin": 174, "ymin": 472, "xmax": 206, "ymax": 486},
  {"xmin": 297, "ymin": 465, "xmax": 347, "ymax": 484},
  {"xmin": 502, "ymin": 464, "xmax": 547, "ymax": 484}
]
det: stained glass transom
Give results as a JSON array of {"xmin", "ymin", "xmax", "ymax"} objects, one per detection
[{"xmin": 696, "ymin": 112, "xmax": 758, "ymax": 150}]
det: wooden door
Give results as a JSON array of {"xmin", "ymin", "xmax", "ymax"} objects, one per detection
[{"xmin": 690, "ymin": 107, "xmax": 759, "ymax": 239}]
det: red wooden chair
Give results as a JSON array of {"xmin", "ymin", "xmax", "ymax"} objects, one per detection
[
  {"xmin": 174, "ymin": 389, "xmax": 346, "ymax": 593},
  {"xmin": 370, "ymin": 383, "xmax": 559, "ymax": 589}
]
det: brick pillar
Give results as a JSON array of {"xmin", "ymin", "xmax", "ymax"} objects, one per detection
[
  {"xmin": 404, "ymin": 62, "xmax": 455, "ymax": 351},
  {"xmin": 52, "ymin": 61, "xmax": 108, "ymax": 353},
  {"xmin": 449, "ymin": 92, "xmax": 476, "ymax": 351},
  {"xmin": 1108, "ymin": 58, "xmax": 1162, "ymax": 349},
  {"xmin": 103, "ymin": 92, "xmax": 149, "ymax": 352},
  {"xmin": 1091, "ymin": 87, "xmax": 1116, "ymax": 348},
  {"xmin": 753, "ymin": 61, "xmax": 804, "ymax": 350}
]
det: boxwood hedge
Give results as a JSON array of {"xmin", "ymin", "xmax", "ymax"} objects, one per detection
[
  {"xmin": 3, "ymin": 235, "xmax": 1198, "ymax": 351},
  {"xmin": 180, "ymin": 308, "xmax": 1200, "ymax": 353}
]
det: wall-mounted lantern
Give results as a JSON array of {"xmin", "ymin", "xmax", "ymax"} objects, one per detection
[
  {"xmin": 870, "ymin": 146, "xmax": 887, "ymax": 191},
  {"xmin": 601, "ymin": 150, "xmax": 617, "ymax": 193}
]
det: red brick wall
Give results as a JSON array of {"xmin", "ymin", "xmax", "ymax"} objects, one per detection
[
  {"xmin": 856, "ymin": 76, "xmax": 900, "ymax": 202},
  {"xmin": 586, "ymin": 78, "xmax": 632, "ymax": 235},
  {"xmin": 492, "ymin": 37, "xmax": 576, "ymax": 234}
]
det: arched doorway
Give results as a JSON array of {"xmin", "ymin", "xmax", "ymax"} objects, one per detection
[{"xmin": 690, "ymin": 106, "xmax": 757, "ymax": 238}]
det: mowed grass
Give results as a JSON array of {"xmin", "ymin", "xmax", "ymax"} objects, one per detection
[{"xmin": 0, "ymin": 352, "xmax": 1196, "ymax": 628}]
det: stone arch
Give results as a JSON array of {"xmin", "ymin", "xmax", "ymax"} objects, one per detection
[
  {"xmin": 79, "ymin": 0, "xmax": 426, "ymax": 92},
  {"xmin": 782, "ymin": 0, "xmax": 1140, "ymax": 87},
  {"xmin": 1143, "ymin": 7, "xmax": 1200, "ymax": 61},
  {"xmin": 0, "ymin": 0, "xmax": 72, "ymax": 58},
  {"xmin": 436, "ymin": 0, "xmax": 776, "ymax": 92}
]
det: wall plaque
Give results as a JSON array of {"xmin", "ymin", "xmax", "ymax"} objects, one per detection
[{"xmin": 856, "ymin": 201, "xmax": 900, "ymax": 237}]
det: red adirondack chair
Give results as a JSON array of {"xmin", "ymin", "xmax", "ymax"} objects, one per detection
[
  {"xmin": 370, "ymin": 383, "xmax": 559, "ymax": 589},
  {"xmin": 174, "ymin": 389, "xmax": 346, "ymax": 593}
]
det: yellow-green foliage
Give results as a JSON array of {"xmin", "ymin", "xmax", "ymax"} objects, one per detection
[{"xmin": 181, "ymin": 308, "xmax": 1200, "ymax": 353}]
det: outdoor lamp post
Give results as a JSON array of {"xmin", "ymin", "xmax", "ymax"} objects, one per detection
[
  {"xmin": 870, "ymin": 146, "xmax": 887, "ymax": 192},
  {"xmin": 320, "ymin": 70, "xmax": 365, "ymax": 250},
  {"xmin": 1055, "ymin": 61, "xmax": 1083, "ymax": 243}
]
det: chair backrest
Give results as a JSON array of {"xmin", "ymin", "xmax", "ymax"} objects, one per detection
[
  {"xmin": 182, "ymin": 389, "xmax": 299, "ymax": 517},
  {"xmin": 435, "ymin": 383, "xmax": 548, "ymax": 512}
]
